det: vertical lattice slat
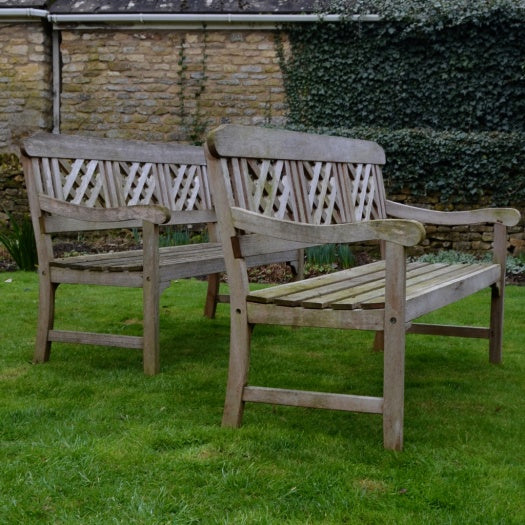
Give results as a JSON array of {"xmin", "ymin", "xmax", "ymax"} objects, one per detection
[
  {"xmin": 323, "ymin": 170, "xmax": 338, "ymax": 225},
  {"xmin": 199, "ymin": 165, "xmax": 213, "ymax": 210},
  {"xmin": 99, "ymin": 161, "xmax": 113, "ymax": 207},
  {"xmin": 170, "ymin": 164, "xmax": 188, "ymax": 209},
  {"xmin": 32, "ymin": 159, "xmax": 44, "ymax": 194},
  {"xmin": 72, "ymin": 160, "xmax": 98, "ymax": 204},
  {"xmin": 265, "ymin": 160, "xmax": 295, "ymax": 219},
  {"xmin": 63, "ymin": 159, "xmax": 84, "ymax": 200},
  {"xmin": 177, "ymin": 165, "xmax": 197, "ymax": 211},
  {"xmin": 355, "ymin": 163, "xmax": 372, "ymax": 221},
  {"xmin": 142, "ymin": 164, "xmax": 156, "ymax": 205},
  {"xmin": 333, "ymin": 163, "xmax": 352, "ymax": 223},
  {"xmin": 129, "ymin": 163, "xmax": 152, "ymax": 205},
  {"xmin": 230, "ymin": 158, "xmax": 247, "ymax": 209},
  {"xmin": 307, "ymin": 161, "xmax": 322, "ymax": 211},
  {"xmin": 373, "ymin": 165, "xmax": 387, "ymax": 219},
  {"xmin": 50, "ymin": 158, "xmax": 63, "ymax": 200},
  {"xmin": 251, "ymin": 159, "xmax": 270, "ymax": 213},
  {"xmin": 86, "ymin": 169, "xmax": 104, "ymax": 208},
  {"xmin": 288, "ymin": 161, "xmax": 307, "ymax": 223},
  {"xmin": 121, "ymin": 161, "xmax": 135, "ymax": 202},
  {"xmin": 41, "ymin": 158, "xmax": 55, "ymax": 198},
  {"xmin": 186, "ymin": 173, "xmax": 200, "ymax": 210},
  {"xmin": 312, "ymin": 162, "xmax": 334, "ymax": 225},
  {"xmin": 157, "ymin": 163, "xmax": 171, "ymax": 208},
  {"xmin": 349, "ymin": 163, "xmax": 363, "ymax": 222}
]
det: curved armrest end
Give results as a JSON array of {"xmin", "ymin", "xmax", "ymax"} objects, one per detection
[
  {"xmin": 372, "ymin": 219, "xmax": 426, "ymax": 247},
  {"xmin": 501, "ymin": 208, "xmax": 521, "ymax": 227}
]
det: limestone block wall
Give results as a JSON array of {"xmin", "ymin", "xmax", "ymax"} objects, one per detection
[
  {"xmin": 0, "ymin": 21, "xmax": 51, "ymax": 223},
  {"xmin": 59, "ymin": 29, "xmax": 287, "ymax": 143},
  {"xmin": 0, "ymin": 22, "xmax": 52, "ymax": 151}
]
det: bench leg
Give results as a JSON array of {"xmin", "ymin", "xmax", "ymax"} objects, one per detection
[
  {"xmin": 373, "ymin": 331, "xmax": 384, "ymax": 352},
  {"xmin": 222, "ymin": 310, "xmax": 252, "ymax": 428},
  {"xmin": 204, "ymin": 273, "xmax": 221, "ymax": 319},
  {"xmin": 34, "ymin": 274, "xmax": 57, "ymax": 364},
  {"xmin": 489, "ymin": 284, "xmax": 504, "ymax": 364},
  {"xmin": 142, "ymin": 221, "xmax": 160, "ymax": 375},
  {"xmin": 143, "ymin": 280, "xmax": 160, "ymax": 375},
  {"xmin": 383, "ymin": 321, "xmax": 406, "ymax": 451},
  {"xmin": 489, "ymin": 223, "xmax": 507, "ymax": 364},
  {"xmin": 382, "ymin": 242, "xmax": 406, "ymax": 451}
]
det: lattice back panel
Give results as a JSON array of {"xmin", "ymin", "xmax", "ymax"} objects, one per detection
[
  {"xmin": 225, "ymin": 158, "xmax": 387, "ymax": 224},
  {"xmin": 32, "ymin": 157, "xmax": 213, "ymax": 211}
]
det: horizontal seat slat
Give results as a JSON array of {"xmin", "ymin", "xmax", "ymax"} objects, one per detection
[
  {"xmin": 274, "ymin": 267, "xmax": 389, "ymax": 307},
  {"xmin": 50, "ymin": 243, "xmax": 224, "ymax": 272},
  {"xmin": 248, "ymin": 262, "xmax": 500, "ymax": 313},
  {"xmin": 334, "ymin": 263, "xmax": 473, "ymax": 310},
  {"xmin": 246, "ymin": 260, "xmax": 386, "ymax": 304},
  {"xmin": 358, "ymin": 263, "xmax": 497, "ymax": 310},
  {"xmin": 301, "ymin": 262, "xmax": 441, "ymax": 309},
  {"xmin": 405, "ymin": 264, "xmax": 501, "ymax": 321}
]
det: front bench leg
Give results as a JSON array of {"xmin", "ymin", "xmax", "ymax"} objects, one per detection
[
  {"xmin": 142, "ymin": 221, "xmax": 160, "ymax": 375},
  {"xmin": 382, "ymin": 242, "xmax": 407, "ymax": 451}
]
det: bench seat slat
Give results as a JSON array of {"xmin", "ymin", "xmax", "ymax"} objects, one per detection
[
  {"xmin": 405, "ymin": 264, "xmax": 501, "ymax": 321},
  {"xmin": 50, "ymin": 243, "xmax": 224, "ymax": 272},
  {"xmin": 300, "ymin": 262, "xmax": 441, "ymax": 309},
  {"xmin": 246, "ymin": 260, "xmax": 387, "ymax": 304},
  {"xmin": 247, "ymin": 262, "xmax": 500, "ymax": 314},
  {"xmin": 331, "ymin": 263, "xmax": 479, "ymax": 310}
]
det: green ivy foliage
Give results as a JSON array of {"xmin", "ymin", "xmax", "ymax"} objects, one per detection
[
  {"xmin": 279, "ymin": 2, "xmax": 525, "ymax": 132},
  {"xmin": 278, "ymin": 1, "xmax": 525, "ymax": 207},
  {"xmin": 285, "ymin": 124, "xmax": 525, "ymax": 206}
]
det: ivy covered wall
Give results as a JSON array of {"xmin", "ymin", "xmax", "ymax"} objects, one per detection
[{"xmin": 279, "ymin": 0, "xmax": 525, "ymax": 210}]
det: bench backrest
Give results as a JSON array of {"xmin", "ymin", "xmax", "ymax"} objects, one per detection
[
  {"xmin": 207, "ymin": 125, "xmax": 387, "ymax": 225},
  {"xmin": 21, "ymin": 133, "xmax": 215, "ymax": 234},
  {"xmin": 205, "ymin": 125, "xmax": 388, "ymax": 256}
]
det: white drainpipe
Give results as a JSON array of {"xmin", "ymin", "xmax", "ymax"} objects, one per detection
[
  {"xmin": 47, "ymin": 13, "xmax": 381, "ymax": 25},
  {"xmin": 0, "ymin": 8, "xmax": 48, "ymax": 19}
]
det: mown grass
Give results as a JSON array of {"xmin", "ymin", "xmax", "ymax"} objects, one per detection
[{"xmin": 1, "ymin": 272, "xmax": 524, "ymax": 524}]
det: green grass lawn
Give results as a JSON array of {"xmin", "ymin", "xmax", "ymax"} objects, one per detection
[{"xmin": 1, "ymin": 272, "xmax": 524, "ymax": 524}]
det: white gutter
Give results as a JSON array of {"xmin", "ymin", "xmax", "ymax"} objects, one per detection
[
  {"xmin": 0, "ymin": 8, "xmax": 48, "ymax": 19},
  {"xmin": 48, "ymin": 13, "xmax": 382, "ymax": 24}
]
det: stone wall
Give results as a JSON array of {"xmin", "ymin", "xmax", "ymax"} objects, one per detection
[
  {"xmin": 59, "ymin": 29, "xmax": 287, "ymax": 143},
  {"xmin": 0, "ymin": 21, "xmax": 51, "ymax": 224},
  {"xmin": 0, "ymin": 22, "xmax": 52, "ymax": 152},
  {"xmin": 0, "ymin": 23, "xmax": 523, "ymax": 254}
]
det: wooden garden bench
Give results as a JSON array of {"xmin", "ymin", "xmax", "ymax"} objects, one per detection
[
  {"xmin": 204, "ymin": 124, "xmax": 520, "ymax": 450},
  {"xmin": 21, "ymin": 132, "xmax": 300, "ymax": 375}
]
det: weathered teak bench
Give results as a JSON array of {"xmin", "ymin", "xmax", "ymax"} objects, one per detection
[
  {"xmin": 21, "ymin": 132, "xmax": 300, "ymax": 375},
  {"xmin": 204, "ymin": 124, "xmax": 521, "ymax": 450}
]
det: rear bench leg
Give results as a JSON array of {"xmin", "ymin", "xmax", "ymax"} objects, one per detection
[
  {"xmin": 489, "ymin": 222, "xmax": 507, "ymax": 364},
  {"xmin": 34, "ymin": 275, "xmax": 57, "ymax": 364}
]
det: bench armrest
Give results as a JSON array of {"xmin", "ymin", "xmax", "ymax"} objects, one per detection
[
  {"xmin": 38, "ymin": 195, "xmax": 171, "ymax": 225},
  {"xmin": 231, "ymin": 207, "xmax": 425, "ymax": 247},
  {"xmin": 386, "ymin": 200, "xmax": 520, "ymax": 227}
]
